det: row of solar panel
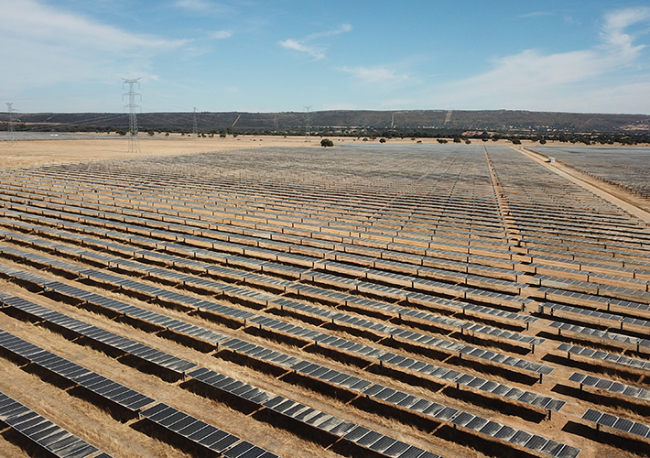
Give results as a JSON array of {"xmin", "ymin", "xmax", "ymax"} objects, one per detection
[
  {"xmin": 2, "ymin": 182, "xmax": 532, "ymax": 286},
  {"xmin": 0, "ymin": 289, "xmax": 197, "ymax": 376},
  {"xmin": 0, "ymin": 300, "xmax": 283, "ymax": 457},
  {"xmin": 2, "ymin": 267, "xmax": 562, "ymax": 443},
  {"xmin": 217, "ymin": 337, "xmax": 574, "ymax": 458},
  {"xmin": 520, "ymin": 230, "xmax": 650, "ymax": 259},
  {"xmin": 0, "ymin": 180, "xmax": 518, "ymax": 258},
  {"xmin": 7, "ymin": 163, "xmax": 644, "ymax": 252},
  {"xmin": 0, "ymin": 172, "xmax": 507, "ymax": 235},
  {"xmin": 0, "ymin": 162, "xmax": 593, "ymax": 222},
  {"xmin": 139, "ymin": 402, "xmax": 279, "ymax": 458},
  {"xmin": 0, "ymin": 215, "xmax": 568, "ymax": 386},
  {"xmin": 540, "ymin": 302, "xmax": 650, "ymax": 332},
  {"xmin": 550, "ymin": 321, "xmax": 650, "ymax": 351},
  {"xmin": 534, "ymin": 273, "xmax": 650, "ymax": 302},
  {"xmin": 19, "ymin": 150, "xmax": 644, "ymax": 272},
  {"xmin": 78, "ymin": 267, "xmax": 257, "ymax": 324},
  {"xmin": 0, "ymin": 214, "xmax": 534, "ymax": 342},
  {"xmin": 15, "ymin": 170, "xmax": 648, "ymax": 274},
  {"xmin": 0, "ymin": 237, "xmax": 551, "ymax": 380},
  {"xmin": 188, "ymin": 367, "xmax": 443, "ymax": 458},
  {"xmin": 525, "ymin": 240, "xmax": 650, "ymax": 268},
  {"xmin": 0, "ymin": 327, "xmax": 155, "ymax": 413},
  {"xmin": 1, "ymin": 250, "xmax": 556, "ymax": 415},
  {"xmin": 569, "ymin": 372, "xmax": 650, "ymax": 403},
  {"xmin": 527, "ymin": 246, "xmax": 650, "ymax": 274},
  {"xmin": 250, "ymin": 306, "xmax": 554, "ymax": 380},
  {"xmin": 1, "ymin": 292, "xmax": 423, "ymax": 457},
  {"xmin": 0, "ymin": 199, "xmax": 537, "ymax": 317},
  {"xmin": 0, "ymin": 391, "xmax": 110, "ymax": 458},
  {"xmin": 450, "ymin": 410, "xmax": 580, "ymax": 458},
  {"xmin": 540, "ymin": 286, "xmax": 650, "ymax": 319},
  {"xmin": 532, "ymin": 254, "xmax": 649, "ymax": 283},
  {"xmin": 582, "ymin": 408, "xmax": 650, "ymax": 439},
  {"xmin": 528, "ymin": 262, "xmax": 650, "ymax": 291},
  {"xmin": 556, "ymin": 343, "xmax": 650, "ymax": 372},
  {"xmin": 0, "ymin": 209, "xmax": 539, "ymax": 332},
  {"xmin": 287, "ymin": 359, "xmax": 574, "ymax": 457},
  {"xmin": 0, "ymin": 192, "xmax": 521, "ymax": 275},
  {"xmin": 0, "ymin": 330, "xmax": 276, "ymax": 457}
]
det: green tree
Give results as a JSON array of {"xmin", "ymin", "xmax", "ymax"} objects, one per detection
[{"xmin": 320, "ymin": 138, "xmax": 334, "ymax": 147}]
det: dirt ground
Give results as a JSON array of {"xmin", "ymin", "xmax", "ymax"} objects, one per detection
[
  {"xmin": 0, "ymin": 135, "xmax": 649, "ymax": 458},
  {"xmin": 0, "ymin": 134, "xmax": 322, "ymax": 169},
  {"xmin": 0, "ymin": 134, "xmax": 575, "ymax": 170}
]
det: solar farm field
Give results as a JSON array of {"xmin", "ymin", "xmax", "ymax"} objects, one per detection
[
  {"xmin": 529, "ymin": 146, "xmax": 650, "ymax": 197},
  {"xmin": 1, "ymin": 143, "xmax": 650, "ymax": 458}
]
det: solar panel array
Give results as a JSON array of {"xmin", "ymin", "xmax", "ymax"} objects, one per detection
[
  {"xmin": 582, "ymin": 408, "xmax": 650, "ymax": 440},
  {"xmin": 0, "ymin": 391, "xmax": 109, "ymax": 458},
  {"xmin": 1, "ymin": 143, "xmax": 650, "ymax": 457},
  {"xmin": 569, "ymin": 372, "xmax": 650, "ymax": 403},
  {"xmin": 0, "ymin": 328, "xmax": 155, "ymax": 414},
  {"xmin": 139, "ymin": 403, "xmax": 280, "ymax": 458},
  {"xmin": 529, "ymin": 146, "xmax": 650, "ymax": 196},
  {"xmin": 556, "ymin": 343, "xmax": 650, "ymax": 372}
]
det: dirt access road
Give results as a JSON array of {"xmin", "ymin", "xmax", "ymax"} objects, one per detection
[{"xmin": 517, "ymin": 146, "xmax": 650, "ymax": 223}]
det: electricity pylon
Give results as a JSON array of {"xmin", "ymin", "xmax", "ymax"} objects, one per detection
[
  {"xmin": 304, "ymin": 105, "xmax": 312, "ymax": 142},
  {"xmin": 122, "ymin": 78, "xmax": 141, "ymax": 153},
  {"xmin": 6, "ymin": 103, "xmax": 16, "ymax": 145}
]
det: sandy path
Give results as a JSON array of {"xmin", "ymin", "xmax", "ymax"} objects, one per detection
[{"xmin": 515, "ymin": 146, "xmax": 650, "ymax": 223}]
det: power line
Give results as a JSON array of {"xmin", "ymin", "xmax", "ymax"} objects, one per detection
[
  {"xmin": 193, "ymin": 107, "xmax": 198, "ymax": 136},
  {"xmin": 122, "ymin": 78, "xmax": 141, "ymax": 153}
]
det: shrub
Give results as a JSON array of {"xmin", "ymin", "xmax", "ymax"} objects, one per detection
[{"xmin": 320, "ymin": 138, "xmax": 334, "ymax": 147}]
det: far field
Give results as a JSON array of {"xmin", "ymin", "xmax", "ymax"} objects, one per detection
[{"xmin": 0, "ymin": 137, "xmax": 649, "ymax": 458}]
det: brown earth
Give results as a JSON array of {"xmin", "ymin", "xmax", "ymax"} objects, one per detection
[{"xmin": 0, "ymin": 136, "xmax": 648, "ymax": 458}]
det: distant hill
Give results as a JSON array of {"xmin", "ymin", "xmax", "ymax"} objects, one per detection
[{"xmin": 3, "ymin": 109, "xmax": 649, "ymax": 135}]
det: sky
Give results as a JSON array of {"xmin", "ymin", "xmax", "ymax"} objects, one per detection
[{"xmin": 1, "ymin": 0, "xmax": 650, "ymax": 114}]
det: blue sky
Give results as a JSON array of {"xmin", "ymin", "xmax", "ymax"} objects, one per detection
[{"xmin": 1, "ymin": 0, "xmax": 650, "ymax": 114}]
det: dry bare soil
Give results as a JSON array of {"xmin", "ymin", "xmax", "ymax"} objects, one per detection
[{"xmin": 0, "ymin": 136, "xmax": 649, "ymax": 458}]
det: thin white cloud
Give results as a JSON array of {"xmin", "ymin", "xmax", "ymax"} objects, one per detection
[
  {"xmin": 279, "ymin": 24, "xmax": 352, "ymax": 60},
  {"xmin": 338, "ymin": 66, "xmax": 408, "ymax": 83},
  {"xmin": 279, "ymin": 39, "xmax": 325, "ymax": 60},
  {"xmin": 517, "ymin": 11, "xmax": 553, "ymax": 19},
  {"xmin": 428, "ymin": 7, "xmax": 650, "ymax": 112},
  {"xmin": 307, "ymin": 23, "xmax": 352, "ymax": 40},
  {"xmin": 174, "ymin": 0, "xmax": 231, "ymax": 14},
  {"xmin": 210, "ymin": 30, "xmax": 233, "ymax": 39},
  {"xmin": 175, "ymin": 0, "xmax": 212, "ymax": 11},
  {"xmin": 0, "ymin": 0, "xmax": 188, "ymax": 95}
]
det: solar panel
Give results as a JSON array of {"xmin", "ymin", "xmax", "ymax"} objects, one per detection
[
  {"xmin": 570, "ymin": 371, "xmax": 650, "ymax": 403},
  {"xmin": 0, "ymin": 390, "xmax": 103, "ymax": 458}
]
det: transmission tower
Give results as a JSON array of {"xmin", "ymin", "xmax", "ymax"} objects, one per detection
[
  {"xmin": 304, "ymin": 105, "xmax": 312, "ymax": 142},
  {"xmin": 192, "ymin": 107, "xmax": 198, "ymax": 136},
  {"xmin": 6, "ymin": 103, "xmax": 16, "ymax": 144},
  {"xmin": 122, "ymin": 78, "xmax": 141, "ymax": 153}
]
